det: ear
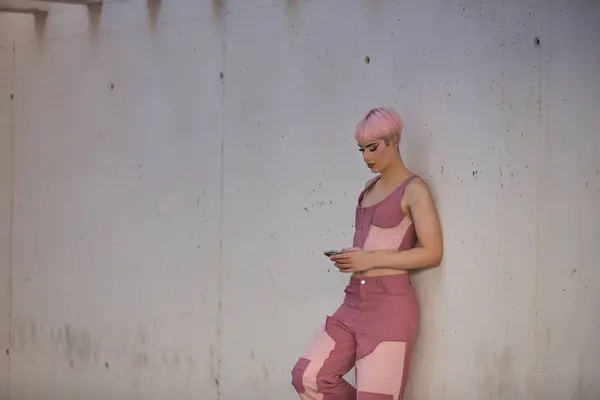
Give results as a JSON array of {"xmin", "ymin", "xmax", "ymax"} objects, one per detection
[{"xmin": 387, "ymin": 136, "xmax": 400, "ymax": 150}]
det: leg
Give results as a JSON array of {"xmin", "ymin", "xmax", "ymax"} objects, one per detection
[
  {"xmin": 352, "ymin": 275, "xmax": 419, "ymax": 400},
  {"xmin": 291, "ymin": 315, "xmax": 357, "ymax": 400},
  {"xmin": 354, "ymin": 341, "xmax": 411, "ymax": 400}
]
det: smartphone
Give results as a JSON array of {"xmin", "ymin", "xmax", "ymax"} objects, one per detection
[{"xmin": 324, "ymin": 249, "xmax": 343, "ymax": 257}]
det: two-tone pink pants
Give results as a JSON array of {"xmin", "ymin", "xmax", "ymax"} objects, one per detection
[{"xmin": 291, "ymin": 274, "xmax": 418, "ymax": 400}]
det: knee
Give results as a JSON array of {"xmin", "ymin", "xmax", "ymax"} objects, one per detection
[
  {"xmin": 291, "ymin": 358, "xmax": 310, "ymax": 393},
  {"xmin": 291, "ymin": 359, "xmax": 333, "ymax": 394},
  {"xmin": 314, "ymin": 373, "xmax": 338, "ymax": 393}
]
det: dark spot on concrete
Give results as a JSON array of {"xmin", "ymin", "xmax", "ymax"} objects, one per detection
[
  {"xmin": 364, "ymin": 55, "xmax": 371, "ymax": 64},
  {"xmin": 214, "ymin": 378, "xmax": 220, "ymax": 386},
  {"xmin": 9, "ymin": 93, "xmax": 14, "ymax": 100},
  {"xmin": 219, "ymin": 71, "xmax": 224, "ymax": 81},
  {"xmin": 104, "ymin": 362, "xmax": 109, "ymax": 369},
  {"xmin": 533, "ymin": 37, "xmax": 541, "ymax": 47},
  {"xmin": 5, "ymin": 349, "xmax": 9, "ymax": 355},
  {"xmin": 110, "ymin": 84, "xmax": 114, "ymax": 91}
]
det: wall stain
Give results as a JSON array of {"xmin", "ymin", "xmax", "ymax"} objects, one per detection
[
  {"xmin": 147, "ymin": 0, "xmax": 162, "ymax": 31},
  {"xmin": 261, "ymin": 360, "xmax": 270, "ymax": 382},
  {"xmin": 29, "ymin": 321, "xmax": 36, "ymax": 344},
  {"xmin": 212, "ymin": 0, "xmax": 225, "ymax": 19},
  {"xmin": 136, "ymin": 324, "xmax": 149, "ymax": 346},
  {"xmin": 48, "ymin": 324, "xmax": 99, "ymax": 368},
  {"xmin": 209, "ymin": 344, "xmax": 218, "ymax": 391},
  {"xmin": 473, "ymin": 345, "xmax": 520, "ymax": 399},
  {"xmin": 285, "ymin": 0, "xmax": 299, "ymax": 19},
  {"xmin": 171, "ymin": 352, "xmax": 181, "ymax": 369},
  {"xmin": 132, "ymin": 353, "xmax": 149, "ymax": 369},
  {"xmin": 87, "ymin": 3, "xmax": 102, "ymax": 46},
  {"xmin": 33, "ymin": 12, "xmax": 47, "ymax": 44}
]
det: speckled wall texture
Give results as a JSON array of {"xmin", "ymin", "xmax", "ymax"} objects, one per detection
[{"xmin": 0, "ymin": 0, "xmax": 599, "ymax": 399}]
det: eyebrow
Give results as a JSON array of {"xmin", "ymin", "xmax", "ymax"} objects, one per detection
[{"xmin": 358, "ymin": 142, "xmax": 378, "ymax": 148}]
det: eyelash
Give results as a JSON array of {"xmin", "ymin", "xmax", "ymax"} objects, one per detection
[{"xmin": 359, "ymin": 145, "xmax": 378, "ymax": 153}]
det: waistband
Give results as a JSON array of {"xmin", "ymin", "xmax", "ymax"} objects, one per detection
[{"xmin": 345, "ymin": 274, "xmax": 413, "ymax": 296}]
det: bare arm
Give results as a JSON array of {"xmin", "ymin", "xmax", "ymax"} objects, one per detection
[{"xmin": 369, "ymin": 178, "xmax": 443, "ymax": 270}]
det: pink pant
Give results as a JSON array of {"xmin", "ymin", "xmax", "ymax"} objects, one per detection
[{"xmin": 291, "ymin": 274, "xmax": 419, "ymax": 400}]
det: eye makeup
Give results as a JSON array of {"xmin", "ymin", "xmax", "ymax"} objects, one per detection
[{"xmin": 358, "ymin": 142, "xmax": 380, "ymax": 153}]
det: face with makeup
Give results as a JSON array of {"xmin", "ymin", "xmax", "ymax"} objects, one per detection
[{"xmin": 357, "ymin": 135, "xmax": 400, "ymax": 174}]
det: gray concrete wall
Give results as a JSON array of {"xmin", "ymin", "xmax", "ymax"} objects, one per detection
[
  {"xmin": 0, "ymin": 29, "xmax": 13, "ymax": 400},
  {"xmin": 0, "ymin": 0, "xmax": 599, "ymax": 399}
]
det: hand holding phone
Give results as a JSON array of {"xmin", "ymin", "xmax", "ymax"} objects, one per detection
[{"xmin": 324, "ymin": 249, "xmax": 343, "ymax": 257}]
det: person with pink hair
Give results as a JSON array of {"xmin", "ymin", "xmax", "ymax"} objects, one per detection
[{"xmin": 291, "ymin": 107, "xmax": 444, "ymax": 399}]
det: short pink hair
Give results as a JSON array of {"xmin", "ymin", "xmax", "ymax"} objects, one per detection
[{"xmin": 354, "ymin": 107, "xmax": 404, "ymax": 144}]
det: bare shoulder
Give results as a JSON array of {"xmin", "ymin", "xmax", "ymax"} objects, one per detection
[
  {"xmin": 405, "ymin": 176, "xmax": 436, "ymax": 204},
  {"xmin": 406, "ymin": 175, "xmax": 431, "ymax": 192}
]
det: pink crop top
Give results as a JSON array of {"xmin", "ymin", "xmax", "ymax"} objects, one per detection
[{"xmin": 352, "ymin": 175, "xmax": 419, "ymax": 252}]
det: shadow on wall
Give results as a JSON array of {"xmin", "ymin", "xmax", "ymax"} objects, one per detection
[{"xmin": 400, "ymin": 110, "xmax": 445, "ymax": 399}]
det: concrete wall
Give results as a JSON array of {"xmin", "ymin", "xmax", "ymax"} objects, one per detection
[
  {"xmin": 0, "ymin": 0, "xmax": 599, "ymax": 399},
  {"xmin": 0, "ymin": 26, "xmax": 13, "ymax": 400}
]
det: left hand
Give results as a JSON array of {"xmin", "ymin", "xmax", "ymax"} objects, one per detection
[{"xmin": 329, "ymin": 247, "xmax": 373, "ymax": 273}]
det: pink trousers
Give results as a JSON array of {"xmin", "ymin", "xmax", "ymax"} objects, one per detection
[{"xmin": 291, "ymin": 274, "xmax": 419, "ymax": 400}]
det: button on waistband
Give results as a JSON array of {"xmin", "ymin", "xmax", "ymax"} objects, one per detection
[{"xmin": 361, "ymin": 280, "xmax": 366, "ymax": 284}]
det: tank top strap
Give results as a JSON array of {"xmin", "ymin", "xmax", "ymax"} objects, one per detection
[
  {"xmin": 394, "ymin": 174, "xmax": 420, "ymax": 200},
  {"xmin": 357, "ymin": 175, "xmax": 381, "ymax": 205}
]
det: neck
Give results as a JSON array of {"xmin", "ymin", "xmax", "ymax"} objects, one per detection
[{"xmin": 378, "ymin": 156, "xmax": 410, "ymax": 184}]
